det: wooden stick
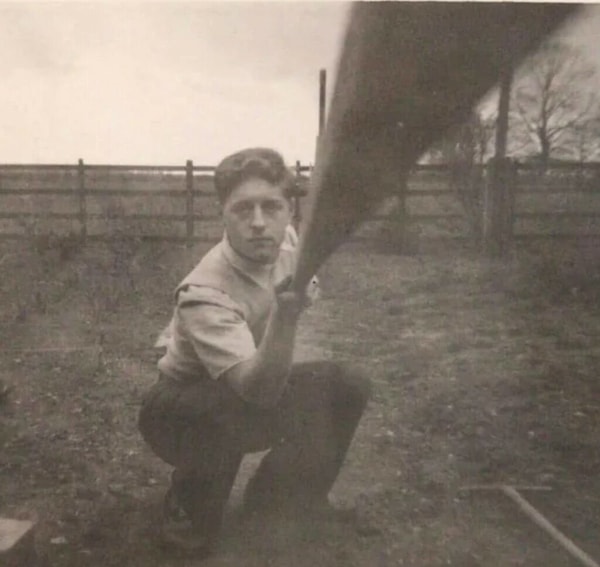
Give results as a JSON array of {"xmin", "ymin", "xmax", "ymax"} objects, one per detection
[
  {"xmin": 292, "ymin": 3, "xmax": 577, "ymax": 291},
  {"xmin": 460, "ymin": 484, "xmax": 551, "ymax": 492},
  {"xmin": 0, "ymin": 518, "xmax": 37, "ymax": 565},
  {"xmin": 501, "ymin": 486, "xmax": 600, "ymax": 567}
]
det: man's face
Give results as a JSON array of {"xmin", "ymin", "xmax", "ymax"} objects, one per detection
[{"xmin": 222, "ymin": 177, "xmax": 293, "ymax": 264}]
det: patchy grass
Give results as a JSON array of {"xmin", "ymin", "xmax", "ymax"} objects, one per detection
[{"xmin": 1, "ymin": 236, "xmax": 599, "ymax": 566}]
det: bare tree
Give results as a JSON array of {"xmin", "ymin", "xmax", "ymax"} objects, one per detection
[
  {"xmin": 426, "ymin": 112, "xmax": 496, "ymax": 239},
  {"xmin": 567, "ymin": 115, "xmax": 600, "ymax": 162},
  {"xmin": 428, "ymin": 111, "xmax": 495, "ymax": 166},
  {"xmin": 510, "ymin": 41, "xmax": 600, "ymax": 164}
]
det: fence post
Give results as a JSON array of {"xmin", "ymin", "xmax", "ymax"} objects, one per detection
[
  {"xmin": 318, "ymin": 69, "xmax": 327, "ymax": 135},
  {"xmin": 483, "ymin": 157, "xmax": 516, "ymax": 256},
  {"xmin": 77, "ymin": 158, "xmax": 87, "ymax": 239},
  {"xmin": 185, "ymin": 160, "xmax": 194, "ymax": 246},
  {"xmin": 293, "ymin": 160, "xmax": 307, "ymax": 232},
  {"xmin": 315, "ymin": 69, "xmax": 327, "ymax": 157}
]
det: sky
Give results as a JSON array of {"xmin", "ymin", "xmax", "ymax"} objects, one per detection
[{"xmin": 1, "ymin": 2, "xmax": 599, "ymax": 167}]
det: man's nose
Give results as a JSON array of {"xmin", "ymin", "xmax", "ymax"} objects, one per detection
[{"xmin": 250, "ymin": 205, "xmax": 266, "ymax": 229}]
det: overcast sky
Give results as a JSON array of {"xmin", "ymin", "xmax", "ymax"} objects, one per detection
[{"xmin": 1, "ymin": 2, "xmax": 599, "ymax": 167}]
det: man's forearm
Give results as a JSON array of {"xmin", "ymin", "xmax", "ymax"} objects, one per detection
[{"xmin": 223, "ymin": 304, "xmax": 299, "ymax": 407}]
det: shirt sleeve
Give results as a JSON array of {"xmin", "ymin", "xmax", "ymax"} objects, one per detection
[
  {"xmin": 176, "ymin": 285, "xmax": 256, "ymax": 380},
  {"xmin": 284, "ymin": 224, "xmax": 299, "ymax": 248}
]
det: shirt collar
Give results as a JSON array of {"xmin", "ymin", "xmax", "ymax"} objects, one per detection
[{"xmin": 221, "ymin": 232, "xmax": 275, "ymax": 290}]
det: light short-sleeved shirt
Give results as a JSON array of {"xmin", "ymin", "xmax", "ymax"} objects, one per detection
[{"xmin": 157, "ymin": 226, "xmax": 316, "ymax": 381}]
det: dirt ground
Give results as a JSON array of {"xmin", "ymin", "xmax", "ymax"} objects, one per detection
[{"xmin": 1, "ymin": 235, "xmax": 599, "ymax": 566}]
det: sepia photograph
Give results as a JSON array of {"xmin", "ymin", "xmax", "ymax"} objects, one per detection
[{"xmin": 1, "ymin": 2, "xmax": 599, "ymax": 566}]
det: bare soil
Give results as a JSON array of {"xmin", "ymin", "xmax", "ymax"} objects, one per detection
[{"xmin": 1, "ymin": 236, "xmax": 599, "ymax": 566}]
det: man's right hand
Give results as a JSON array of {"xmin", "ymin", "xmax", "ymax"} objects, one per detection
[{"xmin": 274, "ymin": 275, "xmax": 309, "ymax": 320}]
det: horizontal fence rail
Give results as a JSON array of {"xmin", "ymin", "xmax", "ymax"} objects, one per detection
[
  {"xmin": 0, "ymin": 160, "xmax": 311, "ymax": 244},
  {"xmin": 1, "ymin": 159, "xmax": 600, "ymax": 247}
]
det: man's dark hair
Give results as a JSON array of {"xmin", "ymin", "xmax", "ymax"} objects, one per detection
[{"xmin": 214, "ymin": 147, "xmax": 296, "ymax": 205}]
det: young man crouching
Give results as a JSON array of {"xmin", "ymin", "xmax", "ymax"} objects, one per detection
[{"xmin": 138, "ymin": 147, "xmax": 370, "ymax": 555}]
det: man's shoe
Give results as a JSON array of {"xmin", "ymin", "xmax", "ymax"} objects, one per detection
[
  {"xmin": 159, "ymin": 488, "xmax": 214, "ymax": 557},
  {"xmin": 160, "ymin": 520, "xmax": 213, "ymax": 556}
]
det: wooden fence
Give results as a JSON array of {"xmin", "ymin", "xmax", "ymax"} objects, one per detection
[
  {"xmin": 1, "ymin": 159, "xmax": 600, "ymax": 249},
  {"xmin": 363, "ymin": 160, "xmax": 600, "ymax": 251},
  {"xmin": 0, "ymin": 160, "xmax": 311, "ymax": 244}
]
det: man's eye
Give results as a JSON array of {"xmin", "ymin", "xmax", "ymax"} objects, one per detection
[
  {"xmin": 263, "ymin": 201, "xmax": 283, "ymax": 213},
  {"xmin": 233, "ymin": 203, "xmax": 253, "ymax": 215}
]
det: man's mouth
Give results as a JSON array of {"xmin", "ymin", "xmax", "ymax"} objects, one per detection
[{"xmin": 249, "ymin": 237, "xmax": 274, "ymax": 244}]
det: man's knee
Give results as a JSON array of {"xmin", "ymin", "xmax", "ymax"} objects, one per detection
[
  {"xmin": 138, "ymin": 378, "xmax": 191, "ymax": 467},
  {"xmin": 302, "ymin": 360, "xmax": 371, "ymax": 411},
  {"xmin": 332, "ymin": 363, "xmax": 371, "ymax": 411},
  {"xmin": 286, "ymin": 361, "xmax": 371, "ymax": 418},
  {"xmin": 138, "ymin": 401, "xmax": 179, "ymax": 466}
]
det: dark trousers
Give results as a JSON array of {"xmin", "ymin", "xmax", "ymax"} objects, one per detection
[{"xmin": 138, "ymin": 361, "xmax": 370, "ymax": 536}]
